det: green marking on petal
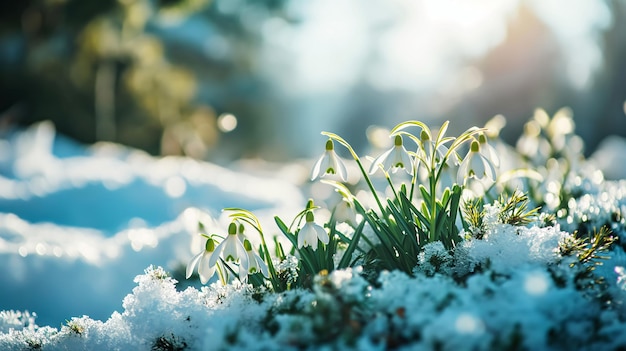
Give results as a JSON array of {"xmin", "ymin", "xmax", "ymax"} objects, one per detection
[{"xmin": 326, "ymin": 167, "xmax": 336, "ymax": 174}]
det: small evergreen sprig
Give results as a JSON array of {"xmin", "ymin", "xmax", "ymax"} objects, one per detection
[
  {"xmin": 557, "ymin": 226, "xmax": 617, "ymax": 298},
  {"xmin": 462, "ymin": 190, "xmax": 540, "ymax": 240},
  {"xmin": 497, "ymin": 190, "xmax": 540, "ymax": 226},
  {"xmin": 462, "ymin": 198, "xmax": 486, "ymax": 239},
  {"xmin": 558, "ymin": 226, "xmax": 616, "ymax": 269}
]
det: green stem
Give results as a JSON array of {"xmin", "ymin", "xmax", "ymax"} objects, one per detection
[
  {"xmin": 356, "ymin": 158, "xmax": 385, "ymax": 214},
  {"xmin": 429, "ymin": 172, "xmax": 437, "ymax": 242},
  {"xmin": 409, "ymin": 152, "xmax": 421, "ymax": 201},
  {"xmin": 216, "ymin": 262, "xmax": 227, "ymax": 285},
  {"xmin": 385, "ymin": 172, "xmax": 399, "ymax": 201}
]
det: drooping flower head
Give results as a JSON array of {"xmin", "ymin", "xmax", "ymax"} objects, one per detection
[
  {"xmin": 421, "ymin": 128, "xmax": 457, "ymax": 168},
  {"xmin": 298, "ymin": 211, "xmax": 329, "ymax": 250},
  {"xmin": 478, "ymin": 133, "xmax": 499, "ymax": 168},
  {"xmin": 334, "ymin": 198, "xmax": 358, "ymax": 227},
  {"xmin": 186, "ymin": 237, "xmax": 218, "ymax": 284},
  {"xmin": 369, "ymin": 135, "xmax": 413, "ymax": 175},
  {"xmin": 311, "ymin": 139, "xmax": 348, "ymax": 182},
  {"xmin": 243, "ymin": 239, "xmax": 269, "ymax": 278},
  {"xmin": 457, "ymin": 140, "xmax": 497, "ymax": 186},
  {"xmin": 209, "ymin": 222, "xmax": 249, "ymax": 270}
]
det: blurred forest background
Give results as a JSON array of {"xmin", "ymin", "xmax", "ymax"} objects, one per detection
[{"xmin": 0, "ymin": 0, "xmax": 625, "ymax": 163}]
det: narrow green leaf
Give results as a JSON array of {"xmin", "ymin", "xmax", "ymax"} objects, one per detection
[
  {"xmin": 338, "ymin": 219, "xmax": 366, "ymax": 269},
  {"xmin": 435, "ymin": 120, "xmax": 450, "ymax": 145},
  {"xmin": 390, "ymin": 120, "xmax": 431, "ymax": 140},
  {"xmin": 419, "ymin": 185, "xmax": 432, "ymax": 210}
]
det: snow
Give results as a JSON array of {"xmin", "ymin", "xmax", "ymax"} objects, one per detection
[
  {"xmin": 0, "ymin": 122, "xmax": 303, "ymax": 327},
  {"xmin": 1, "ymin": 122, "xmax": 626, "ymax": 350}
]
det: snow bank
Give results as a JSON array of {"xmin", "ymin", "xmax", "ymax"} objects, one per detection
[{"xmin": 0, "ymin": 122, "xmax": 304, "ymax": 326}]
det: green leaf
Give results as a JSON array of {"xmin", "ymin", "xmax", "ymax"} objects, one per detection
[
  {"xmin": 419, "ymin": 185, "xmax": 432, "ymax": 212},
  {"xmin": 338, "ymin": 219, "xmax": 366, "ymax": 269},
  {"xmin": 435, "ymin": 120, "xmax": 450, "ymax": 145},
  {"xmin": 321, "ymin": 131, "xmax": 359, "ymax": 160},
  {"xmin": 390, "ymin": 120, "xmax": 431, "ymax": 140},
  {"xmin": 320, "ymin": 179, "xmax": 355, "ymax": 200}
]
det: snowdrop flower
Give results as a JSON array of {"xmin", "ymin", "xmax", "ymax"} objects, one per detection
[
  {"xmin": 311, "ymin": 139, "xmax": 347, "ymax": 182},
  {"xmin": 334, "ymin": 199, "xmax": 358, "ymax": 227},
  {"xmin": 421, "ymin": 129, "xmax": 456, "ymax": 167},
  {"xmin": 298, "ymin": 211, "xmax": 329, "ymax": 250},
  {"xmin": 369, "ymin": 135, "xmax": 413, "ymax": 175},
  {"xmin": 457, "ymin": 140, "xmax": 497, "ymax": 186},
  {"xmin": 516, "ymin": 120, "xmax": 550, "ymax": 162},
  {"xmin": 478, "ymin": 133, "xmax": 499, "ymax": 167},
  {"xmin": 243, "ymin": 239, "xmax": 269, "ymax": 277},
  {"xmin": 186, "ymin": 237, "xmax": 218, "ymax": 284},
  {"xmin": 209, "ymin": 222, "xmax": 249, "ymax": 269}
]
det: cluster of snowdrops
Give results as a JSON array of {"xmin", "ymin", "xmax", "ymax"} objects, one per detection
[{"xmin": 185, "ymin": 115, "xmax": 588, "ymax": 292}]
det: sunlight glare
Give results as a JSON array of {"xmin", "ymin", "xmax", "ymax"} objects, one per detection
[
  {"xmin": 455, "ymin": 313, "xmax": 484, "ymax": 334},
  {"xmin": 524, "ymin": 271, "xmax": 549, "ymax": 296},
  {"xmin": 217, "ymin": 113, "xmax": 238, "ymax": 132},
  {"xmin": 35, "ymin": 243, "xmax": 47, "ymax": 255},
  {"xmin": 529, "ymin": 0, "xmax": 611, "ymax": 89},
  {"xmin": 128, "ymin": 228, "xmax": 159, "ymax": 252},
  {"xmin": 165, "ymin": 176, "xmax": 186, "ymax": 198}
]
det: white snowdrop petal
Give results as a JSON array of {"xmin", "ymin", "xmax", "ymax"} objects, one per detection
[
  {"xmin": 208, "ymin": 239, "xmax": 228, "ymax": 267},
  {"xmin": 370, "ymin": 148, "xmax": 393, "ymax": 174},
  {"xmin": 237, "ymin": 241, "xmax": 249, "ymax": 270},
  {"xmin": 315, "ymin": 225, "xmax": 329, "ymax": 245},
  {"xmin": 198, "ymin": 253, "xmax": 216, "ymax": 284},
  {"xmin": 223, "ymin": 237, "xmax": 239, "ymax": 261},
  {"xmin": 469, "ymin": 152, "xmax": 485, "ymax": 178},
  {"xmin": 186, "ymin": 251, "xmax": 204, "ymax": 279},
  {"xmin": 257, "ymin": 256, "xmax": 270, "ymax": 276},
  {"xmin": 332, "ymin": 153, "xmax": 348, "ymax": 181},
  {"xmin": 320, "ymin": 152, "xmax": 333, "ymax": 175},
  {"xmin": 457, "ymin": 155, "xmax": 470, "ymax": 185},
  {"xmin": 399, "ymin": 147, "xmax": 413, "ymax": 174},
  {"xmin": 311, "ymin": 152, "xmax": 327, "ymax": 180},
  {"xmin": 297, "ymin": 229, "xmax": 306, "ymax": 248},
  {"xmin": 481, "ymin": 156, "xmax": 495, "ymax": 181}
]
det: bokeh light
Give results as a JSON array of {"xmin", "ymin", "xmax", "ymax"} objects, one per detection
[{"xmin": 0, "ymin": 0, "xmax": 623, "ymax": 161}]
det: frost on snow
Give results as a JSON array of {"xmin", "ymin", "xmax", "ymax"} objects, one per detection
[{"xmin": 2, "ymin": 222, "xmax": 626, "ymax": 350}]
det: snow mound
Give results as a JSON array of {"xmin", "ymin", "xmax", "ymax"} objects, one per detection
[{"xmin": 0, "ymin": 122, "xmax": 304, "ymax": 326}]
